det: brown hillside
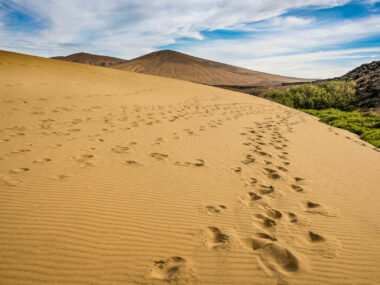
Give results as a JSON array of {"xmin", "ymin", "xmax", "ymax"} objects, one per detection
[
  {"xmin": 52, "ymin": 52, "xmax": 127, "ymax": 67},
  {"xmin": 112, "ymin": 50, "xmax": 309, "ymax": 86}
]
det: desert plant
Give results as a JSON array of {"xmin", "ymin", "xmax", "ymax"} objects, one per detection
[
  {"xmin": 302, "ymin": 109, "xmax": 380, "ymax": 148},
  {"xmin": 263, "ymin": 81, "xmax": 356, "ymax": 110}
]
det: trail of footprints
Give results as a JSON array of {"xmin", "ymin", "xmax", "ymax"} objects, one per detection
[
  {"xmin": 1, "ymin": 100, "xmax": 276, "ymax": 148},
  {"xmin": 1, "ymin": 97, "xmax": 342, "ymax": 282},
  {"xmin": 200, "ymin": 112, "xmax": 338, "ymax": 280},
  {"xmin": 4, "ymin": 101, "xmax": 273, "ymax": 190}
]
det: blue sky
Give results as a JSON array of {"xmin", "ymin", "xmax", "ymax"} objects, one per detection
[{"xmin": 0, "ymin": 0, "xmax": 379, "ymax": 78}]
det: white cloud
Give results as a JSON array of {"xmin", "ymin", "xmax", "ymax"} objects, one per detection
[
  {"xmin": 240, "ymin": 48, "xmax": 380, "ymax": 78},
  {"xmin": 0, "ymin": 0, "xmax": 351, "ymax": 56},
  {"xmin": 0, "ymin": 0, "xmax": 378, "ymax": 78},
  {"xmin": 177, "ymin": 15, "xmax": 380, "ymax": 78},
  {"xmin": 181, "ymin": 15, "xmax": 380, "ymax": 58}
]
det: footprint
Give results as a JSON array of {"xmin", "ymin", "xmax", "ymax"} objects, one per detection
[
  {"xmin": 258, "ymin": 185, "xmax": 274, "ymax": 195},
  {"xmin": 291, "ymin": 184, "xmax": 304, "ymax": 192},
  {"xmin": 207, "ymin": 227, "xmax": 230, "ymax": 249},
  {"xmin": 254, "ymin": 214, "xmax": 276, "ymax": 228},
  {"xmin": 192, "ymin": 159, "xmax": 205, "ymax": 167},
  {"xmin": 278, "ymin": 155, "xmax": 288, "ymax": 160},
  {"xmin": 231, "ymin": 167, "xmax": 242, "ymax": 173},
  {"xmin": 68, "ymin": 128, "xmax": 81, "ymax": 132},
  {"xmin": 53, "ymin": 174, "xmax": 71, "ymax": 180},
  {"xmin": 32, "ymin": 158, "xmax": 52, "ymax": 164},
  {"xmin": 266, "ymin": 209, "xmax": 282, "ymax": 220},
  {"xmin": 248, "ymin": 192, "xmax": 262, "ymax": 201},
  {"xmin": 246, "ymin": 177, "xmax": 258, "ymax": 186},
  {"xmin": 123, "ymin": 160, "xmax": 141, "ymax": 166},
  {"xmin": 242, "ymin": 154, "xmax": 255, "ymax": 164},
  {"xmin": 151, "ymin": 153, "xmax": 169, "ymax": 160},
  {"xmin": 206, "ymin": 205, "xmax": 227, "ymax": 214},
  {"xmin": 294, "ymin": 177, "xmax": 305, "ymax": 182},
  {"xmin": 256, "ymin": 151, "xmax": 272, "ymax": 157},
  {"xmin": 174, "ymin": 159, "xmax": 205, "ymax": 167},
  {"xmin": 306, "ymin": 201, "xmax": 320, "ymax": 209},
  {"xmin": 263, "ymin": 168, "xmax": 281, "ymax": 179},
  {"xmin": 244, "ymin": 239, "xmax": 299, "ymax": 273},
  {"xmin": 9, "ymin": 167, "xmax": 30, "ymax": 174},
  {"xmin": 276, "ymin": 166, "xmax": 288, "ymax": 172},
  {"xmin": 11, "ymin": 148, "xmax": 30, "ymax": 154},
  {"xmin": 256, "ymin": 232, "xmax": 278, "ymax": 241},
  {"xmin": 73, "ymin": 154, "xmax": 94, "ymax": 167},
  {"xmin": 287, "ymin": 212, "xmax": 298, "ymax": 223},
  {"xmin": 264, "ymin": 168, "xmax": 276, "ymax": 174},
  {"xmin": 154, "ymin": 137, "xmax": 164, "ymax": 144},
  {"xmin": 151, "ymin": 256, "xmax": 186, "ymax": 281},
  {"xmin": 308, "ymin": 231, "xmax": 325, "ymax": 242}
]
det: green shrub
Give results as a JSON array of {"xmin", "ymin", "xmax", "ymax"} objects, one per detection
[
  {"xmin": 302, "ymin": 109, "xmax": 380, "ymax": 148},
  {"xmin": 262, "ymin": 82, "xmax": 379, "ymax": 148},
  {"xmin": 263, "ymin": 81, "xmax": 356, "ymax": 110}
]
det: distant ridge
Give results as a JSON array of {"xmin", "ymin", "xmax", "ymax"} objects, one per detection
[
  {"xmin": 52, "ymin": 50, "xmax": 309, "ymax": 86},
  {"xmin": 51, "ymin": 52, "xmax": 127, "ymax": 67},
  {"xmin": 111, "ymin": 50, "xmax": 308, "ymax": 86}
]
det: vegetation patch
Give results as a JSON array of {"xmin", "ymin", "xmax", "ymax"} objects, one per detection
[
  {"xmin": 262, "ymin": 81, "xmax": 380, "ymax": 148},
  {"xmin": 263, "ymin": 81, "xmax": 356, "ymax": 110},
  {"xmin": 302, "ymin": 109, "xmax": 380, "ymax": 148}
]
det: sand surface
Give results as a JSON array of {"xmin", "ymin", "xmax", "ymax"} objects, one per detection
[{"xmin": 0, "ymin": 50, "xmax": 379, "ymax": 285}]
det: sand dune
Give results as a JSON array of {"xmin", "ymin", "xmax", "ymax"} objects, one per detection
[
  {"xmin": 111, "ymin": 50, "xmax": 308, "ymax": 86},
  {"xmin": 0, "ymin": 50, "xmax": 379, "ymax": 285}
]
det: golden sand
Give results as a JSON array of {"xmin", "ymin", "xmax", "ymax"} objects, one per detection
[{"xmin": 0, "ymin": 50, "xmax": 379, "ymax": 284}]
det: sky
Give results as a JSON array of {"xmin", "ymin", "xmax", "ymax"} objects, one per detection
[{"xmin": 0, "ymin": 0, "xmax": 379, "ymax": 79}]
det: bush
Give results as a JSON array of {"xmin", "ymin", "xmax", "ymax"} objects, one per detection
[
  {"xmin": 302, "ymin": 109, "xmax": 380, "ymax": 148},
  {"xmin": 263, "ymin": 81, "xmax": 356, "ymax": 110},
  {"xmin": 262, "ymin": 81, "xmax": 380, "ymax": 148}
]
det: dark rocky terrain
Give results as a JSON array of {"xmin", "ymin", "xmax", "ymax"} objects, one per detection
[{"xmin": 337, "ymin": 61, "xmax": 380, "ymax": 109}]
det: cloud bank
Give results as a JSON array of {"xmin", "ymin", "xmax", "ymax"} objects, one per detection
[{"xmin": 0, "ymin": 0, "xmax": 379, "ymax": 78}]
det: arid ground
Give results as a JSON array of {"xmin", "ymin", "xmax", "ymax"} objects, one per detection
[{"xmin": 1, "ymin": 50, "xmax": 379, "ymax": 285}]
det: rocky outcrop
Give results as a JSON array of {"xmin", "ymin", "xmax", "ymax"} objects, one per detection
[{"xmin": 338, "ymin": 61, "xmax": 380, "ymax": 109}]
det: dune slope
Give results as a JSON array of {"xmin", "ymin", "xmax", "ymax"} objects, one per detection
[
  {"xmin": 0, "ymin": 50, "xmax": 379, "ymax": 285},
  {"xmin": 112, "ymin": 50, "xmax": 308, "ymax": 86}
]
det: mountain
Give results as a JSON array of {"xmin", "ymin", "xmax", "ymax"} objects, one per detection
[
  {"xmin": 338, "ymin": 61, "xmax": 380, "ymax": 109},
  {"xmin": 51, "ymin": 52, "xmax": 127, "ymax": 67},
  {"xmin": 111, "ymin": 50, "xmax": 309, "ymax": 86}
]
